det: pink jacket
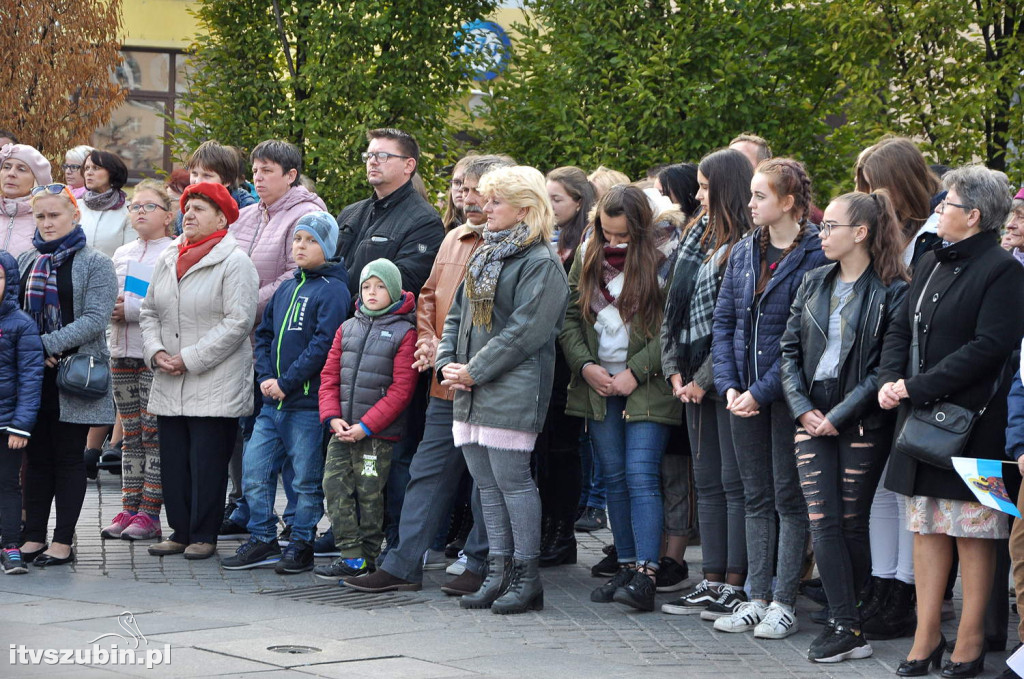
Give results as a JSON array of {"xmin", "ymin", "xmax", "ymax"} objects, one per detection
[
  {"xmin": 230, "ymin": 185, "xmax": 327, "ymax": 316},
  {"xmin": 0, "ymin": 196, "xmax": 38, "ymax": 257},
  {"xmin": 109, "ymin": 236, "xmax": 175, "ymax": 359}
]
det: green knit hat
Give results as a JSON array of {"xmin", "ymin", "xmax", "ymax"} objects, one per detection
[{"xmin": 359, "ymin": 258, "xmax": 402, "ymax": 307}]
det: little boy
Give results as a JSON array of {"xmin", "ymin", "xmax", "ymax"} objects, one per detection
[
  {"xmin": 0, "ymin": 251, "xmax": 44, "ymax": 574},
  {"xmin": 316, "ymin": 259, "xmax": 418, "ymax": 580},
  {"xmin": 221, "ymin": 212, "xmax": 349, "ymax": 573}
]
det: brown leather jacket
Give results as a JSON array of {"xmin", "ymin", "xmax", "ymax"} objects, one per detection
[{"xmin": 417, "ymin": 223, "xmax": 483, "ymax": 400}]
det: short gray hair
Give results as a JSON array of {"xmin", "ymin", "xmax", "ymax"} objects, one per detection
[
  {"xmin": 65, "ymin": 145, "xmax": 95, "ymax": 165},
  {"xmin": 462, "ymin": 154, "xmax": 516, "ymax": 182},
  {"xmin": 943, "ymin": 165, "xmax": 1011, "ymax": 234}
]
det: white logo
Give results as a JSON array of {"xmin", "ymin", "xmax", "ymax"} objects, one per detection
[{"xmin": 10, "ymin": 611, "xmax": 171, "ymax": 669}]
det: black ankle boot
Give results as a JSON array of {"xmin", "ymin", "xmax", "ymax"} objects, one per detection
[
  {"xmin": 492, "ymin": 558, "xmax": 543, "ymax": 614},
  {"xmin": 540, "ymin": 518, "xmax": 577, "ymax": 567},
  {"xmin": 538, "ymin": 516, "xmax": 556, "ymax": 558},
  {"xmin": 863, "ymin": 578, "xmax": 915, "ymax": 640},
  {"xmin": 460, "ymin": 555, "xmax": 512, "ymax": 609},
  {"xmin": 857, "ymin": 576, "xmax": 893, "ymax": 628}
]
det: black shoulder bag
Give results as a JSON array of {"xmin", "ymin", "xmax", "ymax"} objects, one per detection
[{"xmin": 57, "ymin": 353, "xmax": 110, "ymax": 400}]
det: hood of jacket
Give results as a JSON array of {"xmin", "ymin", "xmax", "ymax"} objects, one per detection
[
  {"xmin": 293, "ymin": 258, "xmax": 349, "ymax": 286},
  {"xmin": 262, "ymin": 185, "xmax": 326, "ymax": 218},
  {"xmin": 0, "ymin": 249, "xmax": 20, "ymax": 315}
]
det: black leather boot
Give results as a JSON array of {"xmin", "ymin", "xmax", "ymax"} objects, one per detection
[
  {"xmin": 863, "ymin": 578, "xmax": 916, "ymax": 640},
  {"xmin": 492, "ymin": 558, "xmax": 543, "ymax": 614},
  {"xmin": 460, "ymin": 555, "xmax": 512, "ymax": 609},
  {"xmin": 857, "ymin": 576, "xmax": 893, "ymax": 628},
  {"xmin": 539, "ymin": 518, "xmax": 577, "ymax": 567}
]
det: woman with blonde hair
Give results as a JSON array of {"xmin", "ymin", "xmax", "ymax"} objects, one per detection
[
  {"xmin": 588, "ymin": 165, "xmax": 630, "ymax": 200},
  {"xmin": 436, "ymin": 165, "xmax": 569, "ymax": 614}
]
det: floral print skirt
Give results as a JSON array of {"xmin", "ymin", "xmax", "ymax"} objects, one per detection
[{"xmin": 906, "ymin": 495, "xmax": 1009, "ymax": 539}]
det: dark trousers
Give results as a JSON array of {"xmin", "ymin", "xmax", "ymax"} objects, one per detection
[
  {"xmin": 22, "ymin": 412, "xmax": 90, "ymax": 545},
  {"xmin": 536, "ymin": 405, "xmax": 583, "ymax": 522},
  {"xmin": 158, "ymin": 416, "xmax": 237, "ymax": 545},
  {"xmin": 795, "ymin": 380, "xmax": 889, "ymax": 625},
  {"xmin": 382, "ymin": 372, "xmax": 430, "ymax": 556},
  {"xmin": 0, "ymin": 441, "xmax": 24, "ymax": 546}
]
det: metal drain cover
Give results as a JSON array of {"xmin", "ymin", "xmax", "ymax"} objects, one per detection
[
  {"xmin": 268, "ymin": 645, "xmax": 321, "ymax": 654},
  {"xmin": 260, "ymin": 584, "xmax": 429, "ymax": 609}
]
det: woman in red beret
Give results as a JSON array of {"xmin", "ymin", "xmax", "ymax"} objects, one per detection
[{"xmin": 140, "ymin": 182, "xmax": 258, "ymax": 560}]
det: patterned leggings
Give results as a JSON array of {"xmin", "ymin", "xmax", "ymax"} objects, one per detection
[{"xmin": 111, "ymin": 358, "xmax": 161, "ymax": 516}]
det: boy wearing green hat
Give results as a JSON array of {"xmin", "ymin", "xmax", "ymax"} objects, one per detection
[{"xmin": 317, "ymin": 258, "xmax": 418, "ymax": 579}]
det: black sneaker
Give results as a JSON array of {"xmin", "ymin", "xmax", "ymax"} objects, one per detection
[
  {"xmin": 591, "ymin": 566, "xmax": 634, "ymax": 603},
  {"xmin": 313, "ymin": 529, "xmax": 339, "ymax": 557},
  {"xmin": 808, "ymin": 623, "xmax": 873, "ymax": 663},
  {"xmin": 275, "ymin": 540, "xmax": 313, "ymax": 574},
  {"xmin": 1, "ymin": 546, "xmax": 27, "ymax": 575},
  {"xmin": 314, "ymin": 557, "xmax": 373, "ymax": 580},
  {"xmin": 220, "ymin": 538, "xmax": 281, "ymax": 570},
  {"xmin": 574, "ymin": 507, "xmax": 607, "ymax": 532},
  {"xmin": 655, "ymin": 556, "xmax": 689, "ymax": 592},
  {"xmin": 661, "ymin": 579, "xmax": 722, "ymax": 615},
  {"xmin": 591, "ymin": 545, "xmax": 618, "ymax": 578},
  {"xmin": 613, "ymin": 568, "xmax": 656, "ymax": 612},
  {"xmin": 277, "ymin": 524, "xmax": 292, "ymax": 546},
  {"xmin": 219, "ymin": 517, "xmax": 249, "ymax": 539},
  {"xmin": 699, "ymin": 584, "xmax": 749, "ymax": 621}
]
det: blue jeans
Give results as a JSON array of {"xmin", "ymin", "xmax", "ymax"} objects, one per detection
[
  {"xmin": 588, "ymin": 396, "xmax": 669, "ymax": 565},
  {"xmin": 578, "ymin": 432, "xmax": 606, "ymax": 509},
  {"xmin": 240, "ymin": 405, "xmax": 325, "ymax": 543}
]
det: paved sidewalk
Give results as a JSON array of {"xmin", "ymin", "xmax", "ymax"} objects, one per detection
[{"xmin": 0, "ymin": 471, "xmax": 1017, "ymax": 677}]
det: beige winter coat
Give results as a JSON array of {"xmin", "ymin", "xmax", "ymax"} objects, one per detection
[{"xmin": 140, "ymin": 233, "xmax": 259, "ymax": 418}]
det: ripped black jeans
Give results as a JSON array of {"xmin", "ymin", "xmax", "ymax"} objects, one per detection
[{"xmin": 795, "ymin": 380, "xmax": 890, "ymax": 627}]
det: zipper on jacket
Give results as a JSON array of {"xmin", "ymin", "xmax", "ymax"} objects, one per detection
[
  {"xmin": 347, "ymin": 317, "xmax": 372, "ymax": 424},
  {"xmin": 856, "ymin": 289, "xmax": 876, "ymax": 380},
  {"xmin": 4, "ymin": 216, "xmax": 12, "ymax": 250},
  {"xmin": 275, "ymin": 271, "xmax": 307, "ymax": 410},
  {"xmin": 304, "ymin": 380, "xmax": 310, "ymax": 396}
]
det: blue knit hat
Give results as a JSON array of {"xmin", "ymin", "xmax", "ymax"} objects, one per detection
[{"xmin": 293, "ymin": 211, "xmax": 339, "ymax": 261}]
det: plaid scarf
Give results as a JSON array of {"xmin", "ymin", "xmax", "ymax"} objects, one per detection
[
  {"xmin": 25, "ymin": 226, "xmax": 87, "ymax": 333},
  {"xmin": 588, "ymin": 228, "xmax": 674, "ymax": 322},
  {"xmin": 465, "ymin": 222, "xmax": 533, "ymax": 330}
]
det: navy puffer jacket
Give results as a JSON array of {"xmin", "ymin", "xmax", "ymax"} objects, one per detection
[
  {"xmin": 0, "ymin": 250, "xmax": 44, "ymax": 437},
  {"xmin": 712, "ymin": 225, "xmax": 828, "ymax": 406}
]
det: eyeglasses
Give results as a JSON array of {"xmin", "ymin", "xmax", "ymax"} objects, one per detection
[
  {"xmin": 361, "ymin": 151, "xmax": 410, "ymax": 164},
  {"xmin": 938, "ymin": 199, "xmax": 972, "ymax": 214},
  {"xmin": 819, "ymin": 221, "xmax": 860, "ymax": 238},
  {"xmin": 61, "ymin": 164, "xmax": 81, "ymax": 172},
  {"xmin": 450, "ymin": 178, "xmax": 464, "ymax": 188},
  {"xmin": 128, "ymin": 202, "xmax": 169, "ymax": 214}
]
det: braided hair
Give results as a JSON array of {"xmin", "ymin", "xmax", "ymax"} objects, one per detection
[{"xmin": 754, "ymin": 158, "xmax": 813, "ymax": 295}]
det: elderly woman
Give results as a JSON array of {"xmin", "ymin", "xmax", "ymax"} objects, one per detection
[
  {"xmin": 435, "ymin": 165, "xmax": 569, "ymax": 614},
  {"xmin": 17, "ymin": 184, "xmax": 117, "ymax": 567},
  {"xmin": 80, "ymin": 149, "xmax": 136, "ymax": 258},
  {"xmin": 141, "ymin": 182, "xmax": 258, "ymax": 561},
  {"xmin": 63, "ymin": 146, "xmax": 94, "ymax": 199},
  {"xmin": 1, "ymin": 144, "xmax": 52, "ymax": 256},
  {"xmin": 878, "ymin": 166, "xmax": 1024, "ymax": 678}
]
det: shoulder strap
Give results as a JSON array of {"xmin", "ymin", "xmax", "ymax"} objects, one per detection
[{"xmin": 909, "ymin": 262, "xmax": 941, "ymax": 378}]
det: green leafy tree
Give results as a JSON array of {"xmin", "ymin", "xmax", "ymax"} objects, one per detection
[{"xmin": 173, "ymin": 0, "xmax": 497, "ymax": 210}]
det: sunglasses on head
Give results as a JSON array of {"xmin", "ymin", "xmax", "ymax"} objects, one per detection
[{"xmin": 30, "ymin": 183, "xmax": 76, "ymax": 204}]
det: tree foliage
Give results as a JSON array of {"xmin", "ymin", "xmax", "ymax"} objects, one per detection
[
  {"xmin": 0, "ymin": 0, "xmax": 126, "ymax": 160},
  {"xmin": 174, "ymin": 0, "xmax": 497, "ymax": 211}
]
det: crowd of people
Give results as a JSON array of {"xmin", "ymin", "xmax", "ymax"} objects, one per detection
[{"xmin": 1, "ymin": 125, "xmax": 1024, "ymax": 676}]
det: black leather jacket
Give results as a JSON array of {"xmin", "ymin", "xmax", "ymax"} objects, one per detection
[{"xmin": 780, "ymin": 263, "xmax": 908, "ymax": 432}]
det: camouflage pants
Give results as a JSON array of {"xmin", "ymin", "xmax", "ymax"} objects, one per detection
[{"xmin": 323, "ymin": 437, "xmax": 393, "ymax": 561}]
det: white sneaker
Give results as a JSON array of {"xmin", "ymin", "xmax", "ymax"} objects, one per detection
[
  {"xmin": 713, "ymin": 600, "xmax": 767, "ymax": 633},
  {"xmin": 422, "ymin": 548, "xmax": 448, "ymax": 571},
  {"xmin": 754, "ymin": 601, "xmax": 800, "ymax": 639},
  {"xmin": 446, "ymin": 552, "xmax": 468, "ymax": 576}
]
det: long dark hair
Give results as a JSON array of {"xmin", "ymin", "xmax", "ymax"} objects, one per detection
[
  {"xmin": 657, "ymin": 163, "xmax": 700, "ymax": 219},
  {"xmin": 697, "ymin": 149, "xmax": 753, "ymax": 264},
  {"xmin": 579, "ymin": 185, "xmax": 665, "ymax": 336},
  {"xmin": 547, "ymin": 166, "xmax": 595, "ymax": 256},
  {"xmin": 753, "ymin": 158, "xmax": 813, "ymax": 295},
  {"xmin": 856, "ymin": 136, "xmax": 940, "ymax": 244},
  {"xmin": 835, "ymin": 190, "xmax": 910, "ymax": 286}
]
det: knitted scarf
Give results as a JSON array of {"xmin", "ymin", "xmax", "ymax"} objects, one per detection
[
  {"xmin": 588, "ymin": 228, "xmax": 674, "ymax": 322},
  {"xmin": 465, "ymin": 222, "xmax": 533, "ymax": 330},
  {"xmin": 83, "ymin": 187, "xmax": 127, "ymax": 212},
  {"xmin": 25, "ymin": 226, "xmax": 87, "ymax": 333},
  {"xmin": 176, "ymin": 229, "xmax": 227, "ymax": 280},
  {"xmin": 1, "ymin": 195, "xmax": 30, "ymax": 219}
]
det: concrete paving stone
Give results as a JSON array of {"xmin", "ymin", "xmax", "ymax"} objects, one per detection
[
  {"xmin": 194, "ymin": 635, "xmax": 400, "ymax": 668},
  {"xmin": 294, "ymin": 656, "xmax": 476, "ymax": 679},
  {"xmin": 3, "ymin": 600, "xmax": 155, "ymax": 626},
  {"xmin": 54, "ymin": 613, "xmax": 248, "ymax": 637}
]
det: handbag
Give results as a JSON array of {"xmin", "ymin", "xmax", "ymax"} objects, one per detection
[
  {"xmin": 57, "ymin": 353, "xmax": 110, "ymax": 399},
  {"xmin": 893, "ymin": 264, "xmax": 996, "ymax": 469}
]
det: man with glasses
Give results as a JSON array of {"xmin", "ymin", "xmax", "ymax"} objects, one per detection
[{"xmin": 335, "ymin": 128, "xmax": 444, "ymax": 300}]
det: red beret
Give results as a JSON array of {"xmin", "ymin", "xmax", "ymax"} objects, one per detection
[{"xmin": 180, "ymin": 182, "xmax": 239, "ymax": 225}]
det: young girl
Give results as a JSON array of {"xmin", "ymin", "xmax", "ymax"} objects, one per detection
[
  {"xmin": 562, "ymin": 184, "xmax": 680, "ymax": 612},
  {"xmin": 660, "ymin": 149, "xmax": 752, "ymax": 617},
  {"xmin": 711, "ymin": 158, "xmax": 827, "ymax": 638},
  {"xmin": 100, "ymin": 180, "xmax": 175, "ymax": 541},
  {"xmin": 780, "ymin": 191, "xmax": 909, "ymax": 662}
]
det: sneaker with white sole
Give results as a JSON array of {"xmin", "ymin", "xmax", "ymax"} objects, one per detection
[
  {"xmin": 754, "ymin": 601, "xmax": 800, "ymax": 639},
  {"xmin": 661, "ymin": 579, "xmax": 722, "ymax": 615},
  {"xmin": 446, "ymin": 552, "xmax": 468, "ymax": 576},
  {"xmin": 808, "ymin": 623, "xmax": 872, "ymax": 662},
  {"xmin": 700, "ymin": 584, "xmax": 749, "ymax": 620},
  {"xmin": 713, "ymin": 600, "xmax": 768, "ymax": 633}
]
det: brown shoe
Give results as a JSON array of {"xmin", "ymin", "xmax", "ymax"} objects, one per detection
[
  {"xmin": 148, "ymin": 540, "xmax": 186, "ymax": 556},
  {"xmin": 184, "ymin": 542, "xmax": 216, "ymax": 560},
  {"xmin": 441, "ymin": 569, "xmax": 484, "ymax": 596},
  {"xmin": 342, "ymin": 568, "xmax": 421, "ymax": 592}
]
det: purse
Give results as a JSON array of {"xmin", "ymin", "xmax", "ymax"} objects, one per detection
[
  {"xmin": 893, "ymin": 264, "xmax": 996, "ymax": 469},
  {"xmin": 57, "ymin": 353, "xmax": 110, "ymax": 399}
]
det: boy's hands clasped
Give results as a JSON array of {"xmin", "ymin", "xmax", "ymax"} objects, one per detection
[{"xmin": 329, "ymin": 417, "xmax": 367, "ymax": 443}]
